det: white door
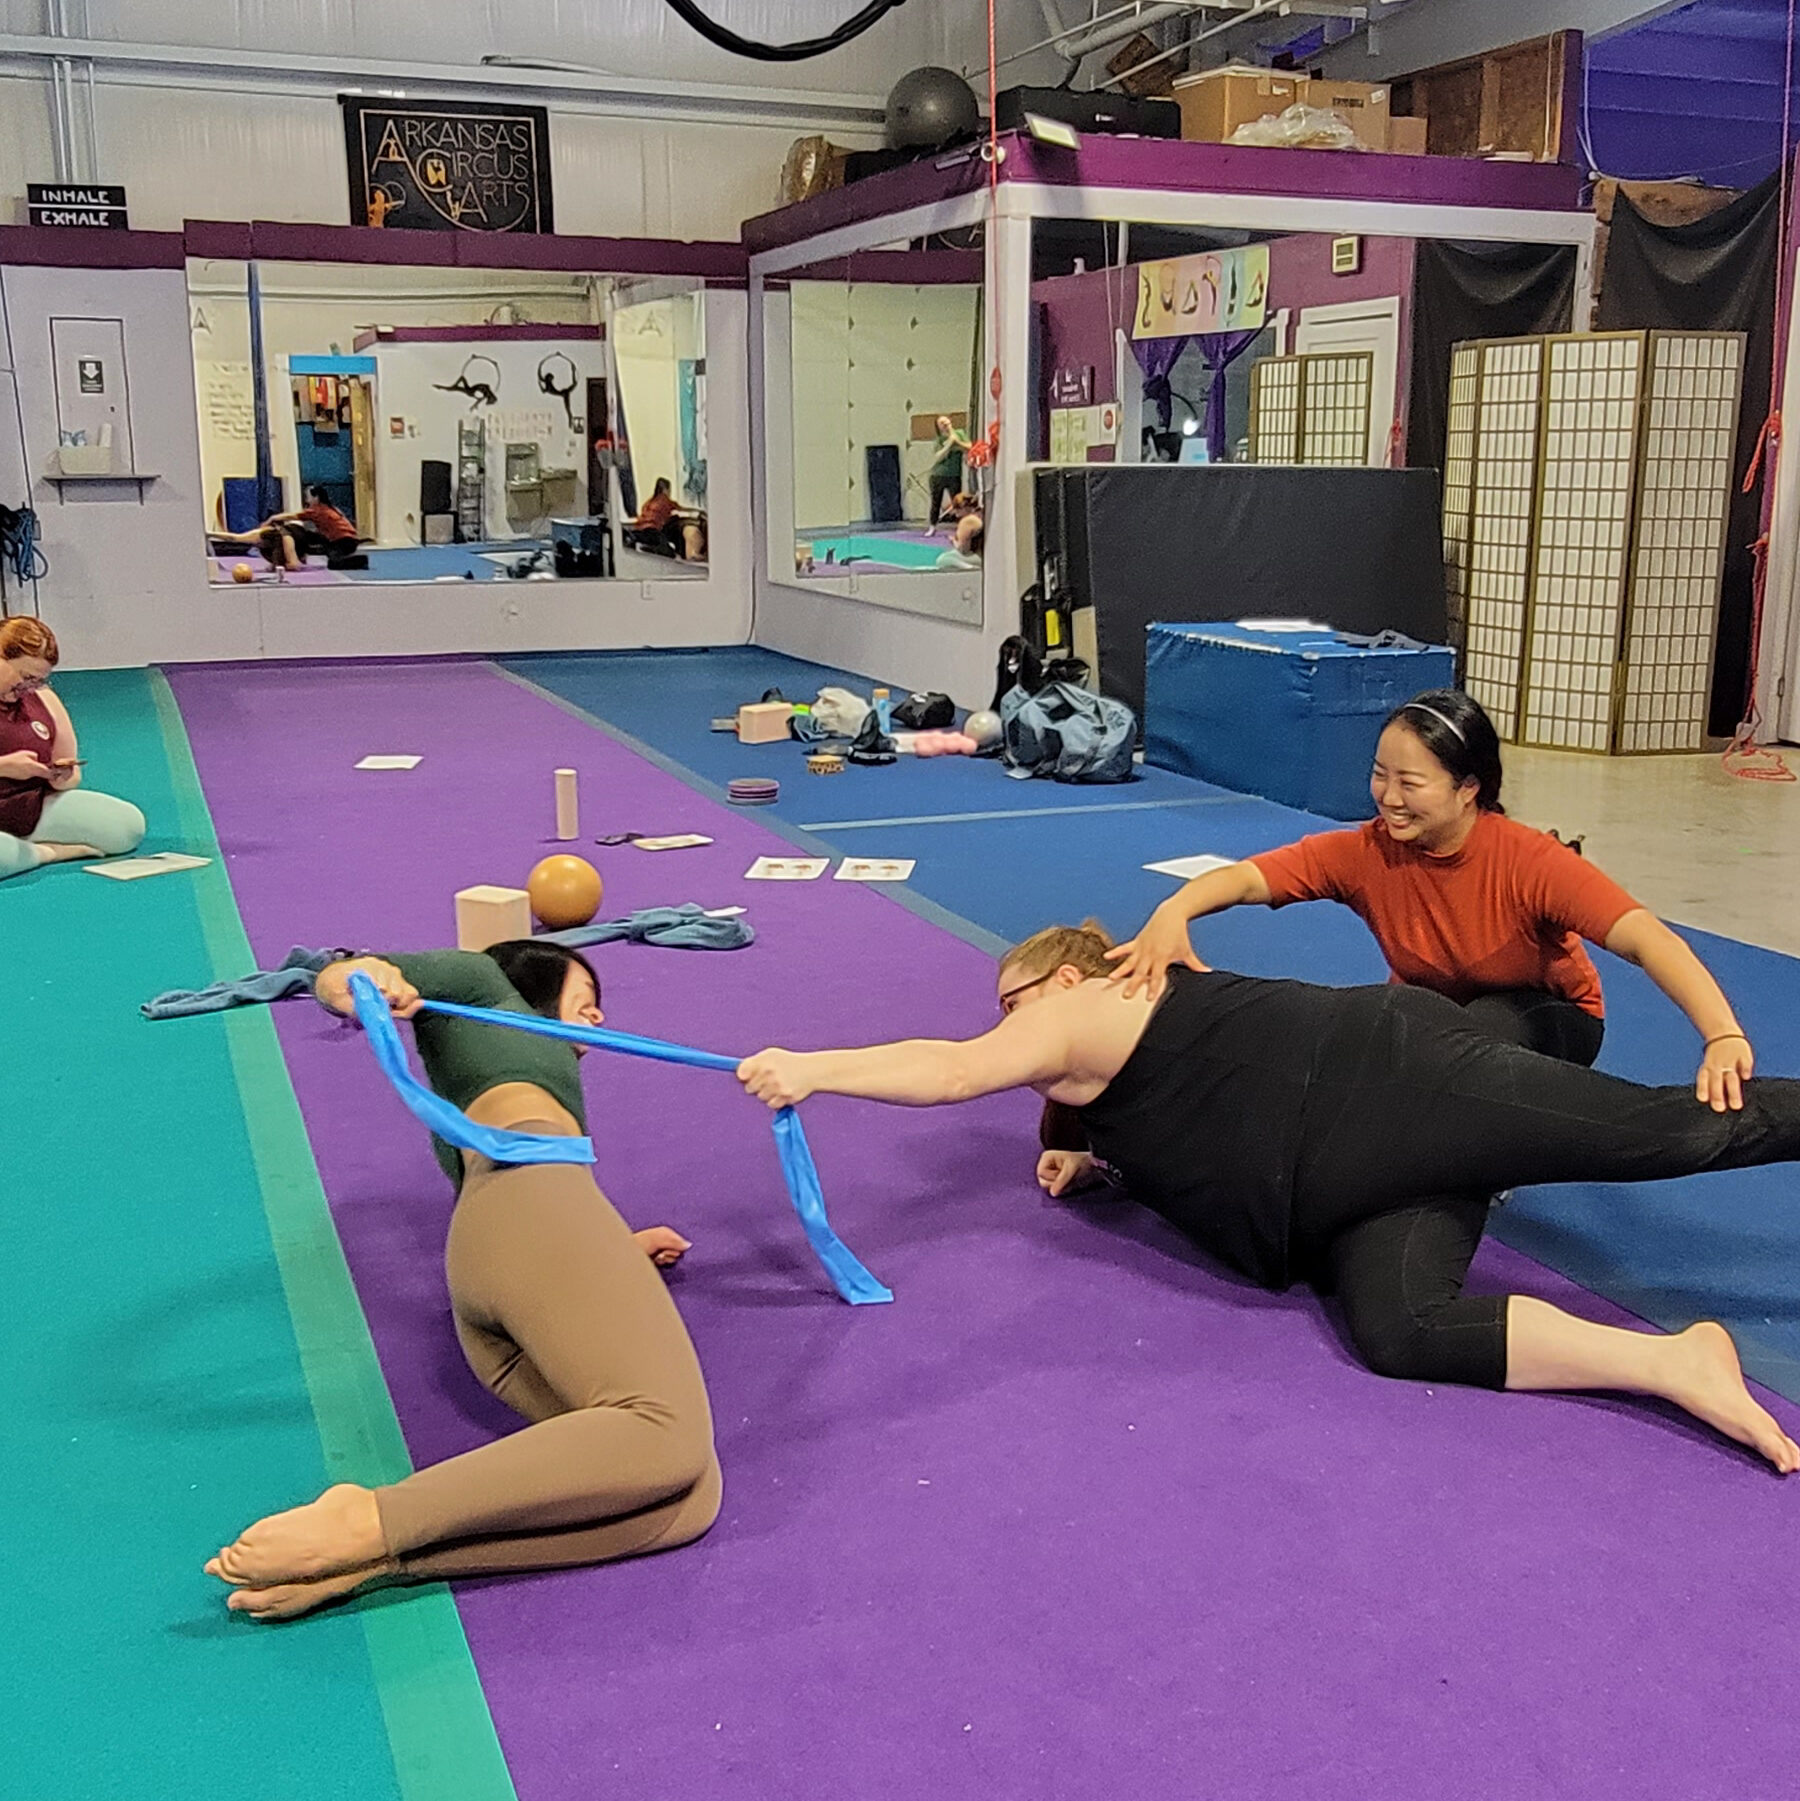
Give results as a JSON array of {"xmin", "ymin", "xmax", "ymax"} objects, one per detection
[
  {"xmin": 50, "ymin": 316, "xmax": 135, "ymax": 469},
  {"xmin": 1294, "ymin": 297, "xmax": 1400, "ymax": 467}
]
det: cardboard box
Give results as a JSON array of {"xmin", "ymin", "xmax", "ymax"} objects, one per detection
[
  {"xmin": 1299, "ymin": 77, "xmax": 1391, "ymax": 150},
  {"xmin": 1386, "ymin": 115, "xmax": 1428, "ymax": 156},
  {"xmin": 1173, "ymin": 67, "xmax": 1300, "ymax": 144},
  {"xmin": 737, "ymin": 700, "xmax": 795, "ymax": 744}
]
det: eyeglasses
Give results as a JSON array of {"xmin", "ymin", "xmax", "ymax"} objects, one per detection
[{"xmin": 998, "ymin": 970, "xmax": 1054, "ymax": 1015}]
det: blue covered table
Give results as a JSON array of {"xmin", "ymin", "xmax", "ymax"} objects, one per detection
[{"xmin": 1143, "ymin": 623, "xmax": 1455, "ymax": 821}]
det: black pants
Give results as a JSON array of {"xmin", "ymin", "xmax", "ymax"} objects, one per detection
[
  {"xmin": 260, "ymin": 524, "xmax": 332, "ymax": 565},
  {"xmin": 928, "ymin": 471, "xmax": 959, "ymax": 523},
  {"xmin": 1461, "ymin": 986, "xmax": 1604, "ymax": 1066},
  {"xmin": 1298, "ymin": 986, "xmax": 1795, "ymax": 1391}
]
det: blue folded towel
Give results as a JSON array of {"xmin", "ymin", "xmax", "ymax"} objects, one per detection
[{"xmin": 143, "ymin": 907, "xmax": 753, "ymax": 1019}]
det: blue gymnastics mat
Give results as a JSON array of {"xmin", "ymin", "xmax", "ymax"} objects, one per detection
[{"xmin": 500, "ymin": 646, "xmax": 1800, "ymax": 1402}]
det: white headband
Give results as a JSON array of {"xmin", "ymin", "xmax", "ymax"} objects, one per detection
[{"xmin": 1404, "ymin": 702, "xmax": 1465, "ymax": 745}]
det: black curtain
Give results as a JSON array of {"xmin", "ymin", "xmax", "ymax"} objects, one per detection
[
  {"xmin": 1406, "ymin": 240, "xmax": 1577, "ymax": 483},
  {"xmin": 1596, "ymin": 172, "xmax": 1781, "ymax": 736}
]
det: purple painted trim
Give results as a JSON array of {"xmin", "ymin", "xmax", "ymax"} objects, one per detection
[
  {"xmin": 447, "ymin": 232, "xmax": 745, "ymax": 278},
  {"xmin": 0, "ymin": 223, "xmax": 185, "ymax": 270},
  {"xmin": 351, "ymin": 323, "xmax": 604, "ymax": 350},
  {"xmin": 744, "ymin": 131, "xmax": 1585, "ymax": 257},
  {"xmin": 179, "ymin": 218, "xmax": 744, "ymax": 278},
  {"xmin": 183, "ymin": 219, "xmax": 254, "ymax": 260},
  {"xmin": 999, "ymin": 132, "xmax": 1586, "ymax": 212},
  {"xmin": 247, "ymin": 221, "xmax": 457, "ymax": 266},
  {"xmin": 742, "ymin": 148, "xmax": 991, "ymax": 254}
]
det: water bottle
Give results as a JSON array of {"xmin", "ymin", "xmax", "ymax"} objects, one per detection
[{"xmin": 871, "ymin": 686, "xmax": 892, "ymax": 736}]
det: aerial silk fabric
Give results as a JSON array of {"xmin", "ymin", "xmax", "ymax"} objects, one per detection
[{"xmin": 348, "ymin": 974, "xmax": 892, "ymax": 1305}]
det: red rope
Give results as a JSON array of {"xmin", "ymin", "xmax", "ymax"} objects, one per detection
[
  {"xmin": 978, "ymin": 0, "xmax": 1002, "ymax": 468},
  {"xmin": 1725, "ymin": 0, "xmax": 1798, "ymax": 778}
]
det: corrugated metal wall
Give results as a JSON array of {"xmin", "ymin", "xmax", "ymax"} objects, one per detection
[{"xmin": 0, "ymin": 1, "xmax": 1010, "ymax": 234}]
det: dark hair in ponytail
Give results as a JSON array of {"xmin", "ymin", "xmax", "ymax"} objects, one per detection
[
  {"xmin": 1382, "ymin": 688, "xmax": 1505, "ymax": 813},
  {"xmin": 485, "ymin": 940, "xmax": 601, "ymax": 1017}
]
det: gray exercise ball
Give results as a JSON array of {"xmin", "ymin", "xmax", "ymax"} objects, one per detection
[
  {"xmin": 964, "ymin": 708, "xmax": 1003, "ymax": 749},
  {"xmin": 886, "ymin": 66, "xmax": 981, "ymax": 151}
]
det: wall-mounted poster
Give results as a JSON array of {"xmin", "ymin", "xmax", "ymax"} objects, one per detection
[
  {"xmin": 341, "ymin": 96, "xmax": 554, "ymax": 234},
  {"xmin": 1134, "ymin": 244, "xmax": 1270, "ymax": 339}
]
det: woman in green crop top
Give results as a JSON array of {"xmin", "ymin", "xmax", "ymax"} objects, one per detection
[{"xmin": 205, "ymin": 940, "xmax": 721, "ymax": 1620}]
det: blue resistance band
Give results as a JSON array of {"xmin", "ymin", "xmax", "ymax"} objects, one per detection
[{"xmin": 347, "ymin": 974, "xmax": 892, "ymax": 1306}]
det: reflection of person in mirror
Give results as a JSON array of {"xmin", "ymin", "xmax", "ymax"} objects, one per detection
[
  {"xmin": 628, "ymin": 477, "xmax": 703, "ymax": 559},
  {"xmin": 936, "ymin": 509, "xmax": 983, "ymax": 571},
  {"xmin": 928, "ymin": 416, "xmax": 971, "ymax": 525},
  {"xmin": 224, "ymin": 486, "xmax": 360, "ymax": 572}
]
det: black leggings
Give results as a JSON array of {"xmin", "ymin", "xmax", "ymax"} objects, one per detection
[
  {"xmin": 1461, "ymin": 986, "xmax": 1604, "ymax": 1066},
  {"xmin": 260, "ymin": 524, "xmax": 332, "ymax": 565},
  {"xmin": 1298, "ymin": 986, "xmax": 1793, "ymax": 1391}
]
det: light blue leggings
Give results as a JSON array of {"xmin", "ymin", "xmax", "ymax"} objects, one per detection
[{"xmin": 0, "ymin": 788, "xmax": 146, "ymax": 880}]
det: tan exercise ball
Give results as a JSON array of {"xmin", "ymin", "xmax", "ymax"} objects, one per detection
[
  {"xmin": 527, "ymin": 854, "xmax": 604, "ymax": 930},
  {"xmin": 232, "ymin": 561, "xmax": 255, "ymax": 584}
]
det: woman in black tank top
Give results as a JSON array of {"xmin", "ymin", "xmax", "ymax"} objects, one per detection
[{"xmin": 739, "ymin": 922, "xmax": 1800, "ymax": 1473}]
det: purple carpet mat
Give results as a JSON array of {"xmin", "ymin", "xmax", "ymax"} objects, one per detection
[
  {"xmin": 169, "ymin": 658, "xmax": 1800, "ymax": 1801},
  {"xmin": 210, "ymin": 558, "xmax": 350, "ymax": 587}
]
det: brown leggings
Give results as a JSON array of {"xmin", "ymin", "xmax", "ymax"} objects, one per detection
[{"xmin": 373, "ymin": 1134, "xmax": 721, "ymax": 1580}]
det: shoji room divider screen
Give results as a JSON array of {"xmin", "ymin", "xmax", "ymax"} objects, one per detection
[
  {"xmin": 1249, "ymin": 350, "xmax": 1376, "ymax": 467},
  {"xmin": 1440, "ymin": 330, "xmax": 1744, "ymax": 753}
]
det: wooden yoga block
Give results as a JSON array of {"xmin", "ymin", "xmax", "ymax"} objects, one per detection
[
  {"xmin": 737, "ymin": 700, "xmax": 795, "ymax": 745},
  {"xmin": 456, "ymin": 884, "xmax": 533, "ymax": 951}
]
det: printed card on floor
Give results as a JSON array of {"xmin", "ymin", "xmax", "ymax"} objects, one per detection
[
  {"xmin": 634, "ymin": 834, "xmax": 714, "ymax": 852},
  {"xmin": 86, "ymin": 852, "xmax": 213, "ymax": 882},
  {"xmin": 355, "ymin": 754, "xmax": 423, "ymax": 770},
  {"xmin": 745, "ymin": 856, "xmax": 829, "ymax": 881},
  {"xmin": 835, "ymin": 858, "xmax": 916, "ymax": 883},
  {"xmin": 1143, "ymin": 853, "xmax": 1236, "ymax": 880}
]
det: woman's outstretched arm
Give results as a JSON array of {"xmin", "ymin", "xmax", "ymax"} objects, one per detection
[{"xmin": 737, "ymin": 1006, "xmax": 1077, "ymax": 1110}]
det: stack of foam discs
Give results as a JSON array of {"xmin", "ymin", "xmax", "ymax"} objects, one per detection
[{"xmin": 727, "ymin": 777, "xmax": 780, "ymax": 806}]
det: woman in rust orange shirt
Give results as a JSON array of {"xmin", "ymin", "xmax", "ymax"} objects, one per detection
[{"xmin": 1110, "ymin": 689, "xmax": 1753, "ymax": 1110}]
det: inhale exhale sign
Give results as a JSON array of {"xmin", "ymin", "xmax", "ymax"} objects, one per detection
[{"xmin": 27, "ymin": 184, "xmax": 129, "ymax": 229}]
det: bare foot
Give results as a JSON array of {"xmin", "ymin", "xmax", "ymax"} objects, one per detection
[
  {"xmin": 1665, "ymin": 1322, "xmax": 1800, "ymax": 1473},
  {"xmin": 34, "ymin": 842, "xmax": 104, "ymax": 865},
  {"xmin": 635, "ymin": 1226, "xmax": 691, "ymax": 1269},
  {"xmin": 220, "ymin": 1560, "xmax": 397, "ymax": 1622},
  {"xmin": 208, "ymin": 1483, "xmax": 390, "ymax": 1585}
]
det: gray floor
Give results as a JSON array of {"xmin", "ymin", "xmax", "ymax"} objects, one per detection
[{"xmin": 1504, "ymin": 743, "xmax": 1800, "ymax": 956}]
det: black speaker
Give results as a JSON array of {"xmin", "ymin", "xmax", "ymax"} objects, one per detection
[
  {"xmin": 419, "ymin": 459, "xmax": 453, "ymax": 515},
  {"xmin": 865, "ymin": 444, "xmax": 903, "ymax": 525},
  {"xmin": 995, "ymin": 87, "xmax": 1180, "ymax": 139}
]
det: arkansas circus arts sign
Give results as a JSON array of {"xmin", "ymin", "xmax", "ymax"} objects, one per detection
[{"xmin": 342, "ymin": 96, "xmax": 554, "ymax": 234}]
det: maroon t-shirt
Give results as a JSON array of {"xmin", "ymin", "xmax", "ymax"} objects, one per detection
[{"xmin": 0, "ymin": 688, "xmax": 57, "ymax": 836}]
